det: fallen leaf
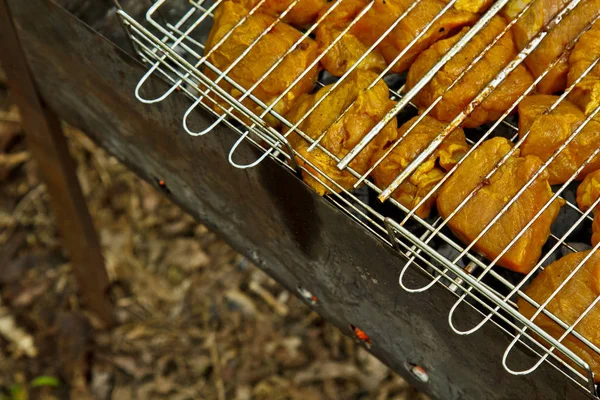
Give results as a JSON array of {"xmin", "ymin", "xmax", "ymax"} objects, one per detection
[
  {"xmin": 224, "ymin": 290, "xmax": 258, "ymax": 316},
  {"xmin": 0, "ymin": 307, "xmax": 38, "ymax": 357},
  {"xmin": 163, "ymin": 239, "xmax": 210, "ymax": 272},
  {"xmin": 0, "ymin": 121, "xmax": 21, "ymax": 152},
  {"xmin": 13, "ymin": 281, "xmax": 50, "ymax": 308},
  {"xmin": 0, "ymin": 152, "xmax": 30, "ymax": 180}
]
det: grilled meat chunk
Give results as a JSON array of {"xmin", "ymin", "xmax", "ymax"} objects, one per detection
[
  {"xmin": 406, "ymin": 16, "xmax": 534, "ymax": 128},
  {"xmin": 503, "ymin": 0, "xmax": 600, "ymax": 94},
  {"xmin": 518, "ymin": 95, "xmax": 600, "ymax": 185},
  {"xmin": 568, "ymin": 20, "xmax": 600, "ymax": 115},
  {"xmin": 371, "ymin": 116, "xmax": 469, "ymax": 218},
  {"xmin": 519, "ymin": 250, "xmax": 600, "ymax": 382},
  {"xmin": 437, "ymin": 137, "xmax": 564, "ymax": 274},
  {"xmin": 352, "ymin": 0, "xmax": 478, "ymax": 74},
  {"xmin": 284, "ymin": 70, "xmax": 397, "ymax": 195},
  {"xmin": 577, "ymin": 170, "xmax": 600, "ymax": 212},
  {"xmin": 204, "ymin": 1, "xmax": 320, "ymax": 128},
  {"xmin": 595, "ymin": 216, "xmax": 600, "ymax": 246},
  {"xmin": 315, "ymin": 0, "xmax": 387, "ymax": 76},
  {"xmin": 233, "ymin": 0, "xmax": 328, "ymax": 27},
  {"xmin": 454, "ymin": 0, "xmax": 495, "ymax": 13},
  {"xmin": 577, "ymin": 170, "xmax": 600, "ymax": 245},
  {"xmin": 315, "ymin": 0, "xmax": 477, "ymax": 76}
]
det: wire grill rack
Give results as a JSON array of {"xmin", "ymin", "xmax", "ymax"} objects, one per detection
[{"xmin": 115, "ymin": 0, "xmax": 600, "ymax": 397}]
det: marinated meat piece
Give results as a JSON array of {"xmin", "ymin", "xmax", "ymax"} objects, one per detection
[
  {"xmin": 204, "ymin": 2, "xmax": 320, "ymax": 128},
  {"xmin": 284, "ymin": 70, "xmax": 398, "ymax": 195},
  {"xmin": 406, "ymin": 16, "xmax": 534, "ymax": 128},
  {"xmin": 595, "ymin": 215, "xmax": 600, "ymax": 246},
  {"xmin": 577, "ymin": 170, "xmax": 600, "ymax": 212},
  {"xmin": 568, "ymin": 20, "xmax": 600, "ymax": 115},
  {"xmin": 519, "ymin": 250, "xmax": 600, "ymax": 382},
  {"xmin": 504, "ymin": 0, "xmax": 600, "ymax": 94},
  {"xmin": 315, "ymin": 0, "xmax": 477, "ymax": 76},
  {"xmin": 577, "ymin": 170, "xmax": 600, "ymax": 245},
  {"xmin": 437, "ymin": 137, "xmax": 564, "ymax": 273},
  {"xmin": 233, "ymin": 0, "xmax": 328, "ymax": 27},
  {"xmin": 455, "ymin": 0, "xmax": 495, "ymax": 13},
  {"xmin": 352, "ymin": 0, "xmax": 478, "ymax": 74},
  {"xmin": 314, "ymin": 0, "xmax": 387, "ymax": 76},
  {"xmin": 518, "ymin": 95, "xmax": 600, "ymax": 185},
  {"xmin": 371, "ymin": 116, "xmax": 469, "ymax": 218}
]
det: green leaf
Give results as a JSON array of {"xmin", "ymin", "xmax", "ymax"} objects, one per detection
[
  {"xmin": 29, "ymin": 376, "xmax": 60, "ymax": 389},
  {"xmin": 9, "ymin": 384, "xmax": 27, "ymax": 400}
]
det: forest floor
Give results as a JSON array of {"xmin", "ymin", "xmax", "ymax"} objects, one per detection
[{"xmin": 0, "ymin": 79, "xmax": 430, "ymax": 400}]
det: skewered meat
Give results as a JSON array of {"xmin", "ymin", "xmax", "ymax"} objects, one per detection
[
  {"xmin": 371, "ymin": 116, "xmax": 469, "ymax": 219},
  {"xmin": 436, "ymin": 137, "xmax": 564, "ymax": 274},
  {"xmin": 314, "ymin": 0, "xmax": 387, "ymax": 76},
  {"xmin": 284, "ymin": 70, "xmax": 398, "ymax": 195},
  {"xmin": 233, "ymin": 0, "xmax": 328, "ymax": 27},
  {"xmin": 518, "ymin": 95, "xmax": 600, "ymax": 185},
  {"xmin": 406, "ymin": 16, "xmax": 534, "ymax": 128},
  {"xmin": 518, "ymin": 250, "xmax": 600, "ymax": 382},
  {"xmin": 503, "ymin": 0, "xmax": 600, "ymax": 94},
  {"xmin": 204, "ymin": 1, "xmax": 320, "ymax": 128},
  {"xmin": 568, "ymin": 20, "xmax": 600, "ymax": 115},
  {"xmin": 577, "ymin": 170, "xmax": 600, "ymax": 245},
  {"xmin": 315, "ymin": 0, "xmax": 478, "ymax": 76}
]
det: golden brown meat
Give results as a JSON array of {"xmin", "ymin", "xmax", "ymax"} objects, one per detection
[
  {"xmin": 518, "ymin": 95, "xmax": 600, "ymax": 185},
  {"xmin": 371, "ymin": 116, "xmax": 469, "ymax": 218},
  {"xmin": 315, "ymin": 0, "xmax": 477, "ymax": 76},
  {"xmin": 503, "ymin": 0, "xmax": 600, "ymax": 94},
  {"xmin": 518, "ymin": 250, "xmax": 600, "ymax": 382},
  {"xmin": 568, "ymin": 20, "xmax": 600, "ymax": 115},
  {"xmin": 595, "ymin": 215, "xmax": 600, "ymax": 246},
  {"xmin": 406, "ymin": 16, "xmax": 534, "ymax": 128},
  {"xmin": 577, "ymin": 170, "xmax": 600, "ymax": 246},
  {"xmin": 577, "ymin": 170, "xmax": 600, "ymax": 212},
  {"xmin": 314, "ymin": 0, "xmax": 387, "ymax": 76},
  {"xmin": 352, "ymin": 0, "xmax": 478, "ymax": 74},
  {"xmin": 284, "ymin": 70, "xmax": 397, "ymax": 195},
  {"xmin": 204, "ymin": 2, "xmax": 320, "ymax": 128},
  {"xmin": 232, "ymin": 0, "xmax": 328, "ymax": 27},
  {"xmin": 436, "ymin": 137, "xmax": 564, "ymax": 274},
  {"xmin": 454, "ymin": 0, "xmax": 495, "ymax": 13}
]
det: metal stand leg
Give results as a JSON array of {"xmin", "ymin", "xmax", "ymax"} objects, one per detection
[{"xmin": 0, "ymin": 0, "xmax": 113, "ymax": 326}]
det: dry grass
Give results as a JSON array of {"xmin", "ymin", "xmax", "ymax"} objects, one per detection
[{"xmin": 0, "ymin": 83, "xmax": 429, "ymax": 400}]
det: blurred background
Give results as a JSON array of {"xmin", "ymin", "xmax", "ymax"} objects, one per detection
[{"xmin": 0, "ymin": 71, "xmax": 429, "ymax": 399}]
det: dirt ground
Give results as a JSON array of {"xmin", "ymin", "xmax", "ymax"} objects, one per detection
[{"xmin": 0, "ymin": 79, "xmax": 432, "ymax": 400}]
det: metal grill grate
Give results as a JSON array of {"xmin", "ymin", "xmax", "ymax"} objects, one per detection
[{"xmin": 115, "ymin": 0, "xmax": 600, "ymax": 397}]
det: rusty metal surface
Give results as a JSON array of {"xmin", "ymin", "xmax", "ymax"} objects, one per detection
[
  {"xmin": 5, "ymin": 0, "xmax": 593, "ymax": 398},
  {"xmin": 0, "ymin": 0, "xmax": 113, "ymax": 325}
]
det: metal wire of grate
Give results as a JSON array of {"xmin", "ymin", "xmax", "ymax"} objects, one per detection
[{"xmin": 115, "ymin": 0, "xmax": 600, "ymax": 397}]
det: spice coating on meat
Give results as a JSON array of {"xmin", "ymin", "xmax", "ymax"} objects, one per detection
[
  {"xmin": 518, "ymin": 95, "xmax": 600, "ymax": 185},
  {"xmin": 406, "ymin": 16, "xmax": 534, "ymax": 128},
  {"xmin": 577, "ymin": 170, "xmax": 600, "ymax": 245},
  {"xmin": 568, "ymin": 20, "xmax": 600, "ymax": 115},
  {"xmin": 314, "ymin": 0, "xmax": 387, "ymax": 76},
  {"xmin": 232, "ymin": 0, "xmax": 329, "ymax": 27},
  {"xmin": 352, "ymin": 0, "xmax": 478, "ymax": 74},
  {"xmin": 519, "ymin": 250, "xmax": 600, "ymax": 382},
  {"xmin": 284, "ymin": 70, "xmax": 397, "ymax": 195},
  {"xmin": 371, "ymin": 116, "xmax": 469, "ymax": 219},
  {"xmin": 437, "ymin": 137, "xmax": 564, "ymax": 274},
  {"xmin": 315, "ymin": 0, "xmax": 477, "ymax": 76},
  {"xmin": 204, "ymin": 1, "xmax": 320, "ymax": 128},
  {"xmin": 504, "ymin": 0, "xmax": 600, "ymax": 94}
]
